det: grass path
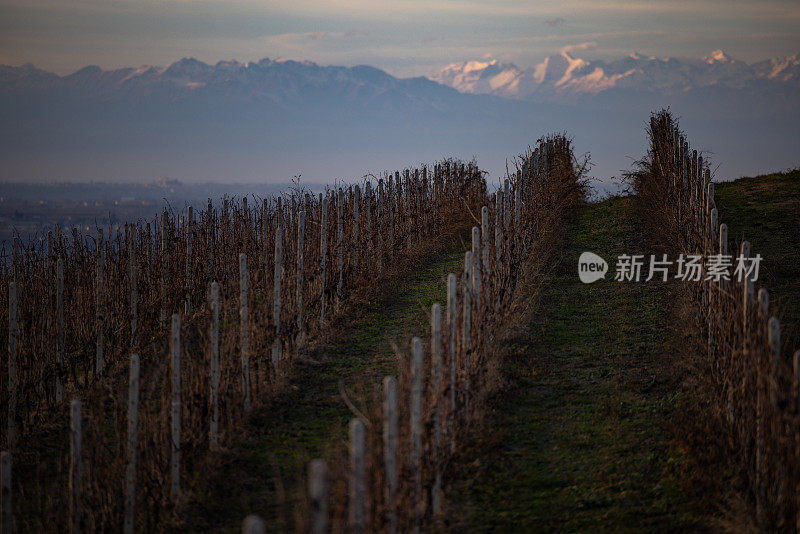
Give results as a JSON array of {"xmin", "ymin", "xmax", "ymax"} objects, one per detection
[
  {"xmin": 453, "ymin": 197, "xmax": 702, "ymax": 532},
  {"xmin": 187, "ymin": 239, "xmax": 468, "ymax": 532}
]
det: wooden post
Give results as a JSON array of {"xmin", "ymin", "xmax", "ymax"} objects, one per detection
[
  {"xmin": 447, "ymin": 274, "xmax": 456, "ymax": 453},
  {"xmin": 719, "ymin": 224, "xmax": 728, "ymax": 256},
  {"xmin": 411, "ymin": 337, "xmax": 423, "ymax": 534},
  {"xmin": 161, "ymin": 211, "xmax": 168, "ymax": 327},
  {"xmin": 124, "ymin": 354, "xmax": 140, "ymax": 534},
  {"xmin": 767, "ymin": 316, "xmax": 785, "ymax": 528},
  {"xmin": 320, "ymin": 197, "xmax": 328, "ymax": 327},
  {"xmin": 96, "ymin": 231, "xmax": 104, "ymax": 375},
  {"xmin": 70, "ymin": 399, "xmax": 82, "ymax": 534},
  {"xmin": 57, "ymin": 258, "xmax": 64, "ymax": 403},
  {"xmin": 365, "ymin": 182, "xmax": 372, "ymax": 253},
  {"xmin": 171, "ymin": 314, "xmax": 181, "ymax": 499},
  {"xmin": 463, "ymin": 252, "xmax": 472, "ymax": 352},
  {"xmin": 348, "ymin": 418, "xmax": 366, "ymax": 533},
  {"xmin": 209, "ymin": 282, "xmax": 220, "ymax": 450},
  {"xmin": 239, "ymin": 254, "xmax": 251, "ymax": 410},
  {"xmin": 431, "ymin": 304, "xmax": 443, "ymax": 516},
  {"xmin": 383, "ymin": 376, "xmax": 398, "ymax": 534},
  {"xmin": 186, "ymin": 206, "xmax": 193, "ymax": 314},
  {"xmin": 1, "ymin": 451, "xmax": 10, "ymax": 534},
  {"xmin": 242, "ymin": 515, "xmax": 265, "ymax": 534},
  {"xmin": 376, "ymin": 180, "xmax": 384, "ymax": 273},
  {"xmin": 471, "ymin": 228, "xmax": 481, "ymax": 310},
  {"xmin": 308, "ymin": 459, "xmax": 328, "ymax": 534},
  {"xmin": 741, "ymin": 242, "xmax": 754, "ymax": 330},
  {"xmin": 337, "ymin": 189, "xmax": 344, "ymax": 301},
  {"xmin": 481, "ymin": 206, "xmax": 489, "ymax": 274},
  {"xmin": 129, "ymin": 229, "xmax": 138, "ymax": 348},
  {"xmin": 495, "ymin": 191, "xmax": 502, "ymax": 267},
  {"xmin": 7, "ymin": 282, "xmax": 17, "ymax": 447},
  {"xmin": 388, "ymin": 177, "xmax": 395, "ymax": 260},
  {"xmin": 514, "ymin": 183, "xmax": 521, "ymax": 239},
  {"xmin": 503, "ymin": 179, "xmax": 510, "ymax": 228},
  {"xmin": 272, "ymin": 216, "xmax": 283, "ymax": 368},
  {"xmin": 297, "ymin": 209, "xmax": 305, "ymax": 343},
  {"xmin": 352, "ymin": 185, "xmax": 360, "ymax": 275}
]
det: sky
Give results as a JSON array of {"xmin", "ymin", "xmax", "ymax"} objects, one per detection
[{"xmin": 1, "ymin": 0, "xmax": 799, "ymax": 77}]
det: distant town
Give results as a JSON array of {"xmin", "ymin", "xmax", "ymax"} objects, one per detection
[{"xmin": 0, "ymin": 179, "xmax": 314, "ymax": 249}]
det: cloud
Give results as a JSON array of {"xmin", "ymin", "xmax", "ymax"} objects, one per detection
[{"xmin": 544, "ymin": 17, "xmax": 565, "ymax": 27}]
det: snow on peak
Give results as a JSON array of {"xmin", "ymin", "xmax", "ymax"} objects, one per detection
[
  {"xmin": 705, "ymin": 49, "xmax": 731, "ymax": 64},
  {"xmin": 430, "ymin": 59, "xmax": 523, "ymax": 97}
]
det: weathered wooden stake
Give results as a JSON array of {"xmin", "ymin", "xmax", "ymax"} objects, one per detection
[
  {"xmin": 471, "ymin": 224, "xmax": 481, "ymax": 298},
  {"xmin": 348, "ymin": 418, "xmax": 366, "ymax": 533},
  {"xmin": 242, "ymin": 515, "xmax": 265, "ymax": 534},
  {"xmin": 129, "ymin": 230, "xmax": 138, "ymax": 348},
  {"xmin": 171, "ymin": 314, "xmax": 181, "ymax": 499},
  {"xmin": 337, "ymin": 189, "xmax": 344, "ymax": 301},
  {"xmin": 239, "ymin": 254, "xmax": 251, "ymax": 409},
  {"xmin": 481, "ymin": 206, "xmax": 489, "ymax": 273},
  {"xmin": 124, "ymin": 354, "xmax": 140, "ymax": 534},
  {"xmin": 7, "ymin": 282, "xmax": 17, "ymax": 446},
  {"xmin": 160, "ymin": 211, "xmax": 168, "ymax": 327},
  {"xmin": 352, "ymin": 185, "xmax": 360, "ymax": 274},
  {"xmin": 411, "ymin": 337, "xmax": 423, "ymax": 534},
  {"xmin": 297, "ymin": 209, "xmax": 305, "ymax": 342},
  {"xmin": 1, "ymin": 451, "xmax": 10, "ymax": 534},
  {"xmin": 95, "ymin": 231, "xmax": 104, "ymax": 375},
  {"xmin": 365, "ymin": 182, "xmax": 373, "ymax": 252},
  {"xmin": 70, "ymin": 399, "xmax": 82, "ymax": 534},
  {"xmin": 494, "ymin": 191, "xmax": 502, "ymax": 268},
  {"xmin": 210, "ymin": 282, "xmax": 220, "ymax": 450},
  {"xmin": 383, "ymin": 376, "xmax": 398, "ymax": 534},
  {"xmin": 320, "ymin": 197, "xmax": 328, "ymax": 327},
  {"xmin": 185, "ymin": 206, "xmax": 193, "ymax": 314},
  {"xmin": 719, "ymin": 223, "xmax": 728, "ymax": 256},
  {"xmin": 463, "ymin": 252, "xmax": 473, "ymax": 415},
  {"xmin": 308, "ymin": 459, "xmax": 328, "ymax": 534},
  {"xmin": 272, "ymin": 216, "xmax": 284, "ymax": 367},
  {"xmin": 431, "ymin": 304, "xmax": 443, "ymax": 516},
  {"xmin": 447, "ymin": 273, "xmax": 457, "ymax": 453},
  {"xmin": 56, "ymin": 258, "xmax": 64, "ymax": 403}
]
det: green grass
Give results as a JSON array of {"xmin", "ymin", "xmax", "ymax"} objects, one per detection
[
  {"xmin": 186, "ymin": 240, "xmax": 468, "ymax": 532},
  {"xmin": 184, "ymin": 169, "xmax": 800, "ymax": 532},
  {"xmin": 450, "ymin": 197, "xmax": 701, "ymax": 532},
  {"xmin": 715, "ymin": 169, "xmax": 800, "ymax": 331}
]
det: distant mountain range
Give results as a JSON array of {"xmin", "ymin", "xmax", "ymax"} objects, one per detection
[
  {"xmin": 431, "ymin": 49, "xmax": 800, "ymax": 100},
  {"xmin": 0, "ymin": 52, "xmax": 798, "ymax": 187},
  {"xmin": 0, "ymin": 57, "xmax": 461, "ymax": 111}
]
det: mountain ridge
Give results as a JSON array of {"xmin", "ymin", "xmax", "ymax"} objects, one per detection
[{"xmin": 430, "ymin": 49, "xmax": 800, "ymax": 100}]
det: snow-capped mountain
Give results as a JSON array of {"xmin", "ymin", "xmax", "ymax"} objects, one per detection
[
  {"xmin": 0, "ymin": 52, "xmax": 798, "ymax": 185},
  {"xmin": 431, "ymin": 49, "xmax": 800, "ymax": 100},
  {"xmin": 0, "ymin": 57, "xmax": 461, "ymax": 110}
]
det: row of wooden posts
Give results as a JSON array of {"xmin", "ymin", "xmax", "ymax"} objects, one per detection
[
  {"xmin": 648, "ymin": 111, "xmax": 800, "ymax": 532},
  {"xmin": 1, "ymin": 162, "xmax": 488, "ymax": 530},
  {"xmin": 3, "ymin": 162, "xmax": 484, "ymax": 443},
  {"xmin": 236, "ymin": 138, "xmax": 573, "ymax": 532},
  {"xmin": 0, "ymin": 139, "xmax": 575, "ymax": 530}
]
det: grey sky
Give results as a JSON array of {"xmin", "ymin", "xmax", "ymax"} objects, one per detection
[{"xmin": 1, "ymin": 0, "xmax": 798, "ymax": 76}]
